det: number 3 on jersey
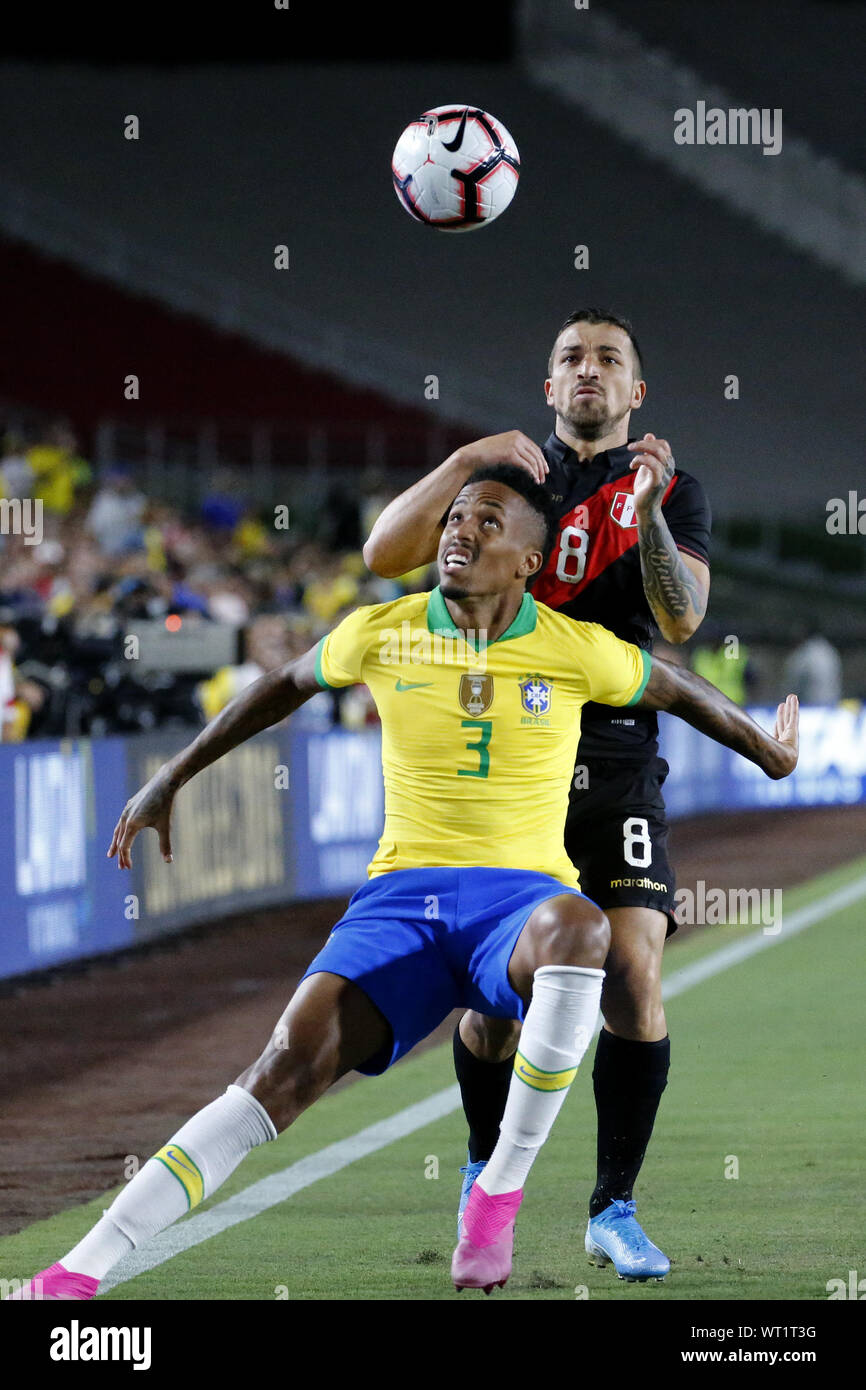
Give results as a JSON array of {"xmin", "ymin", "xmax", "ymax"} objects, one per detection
[
  {"xmin": 555, "ymin": 524, "xmax": 589, "ymax": 584},
  {"xmin": 459, "ymin": 719, "xmax": 492, "ymax": 778}
]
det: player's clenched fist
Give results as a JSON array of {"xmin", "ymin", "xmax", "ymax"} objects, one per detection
[
  {"xmin": 628, "ymin": 432, "xmax": 676, "ymax": 515},
  {"xmin": 457, "ymin": 430, "xmax": 549, "ymax": 483},
  {"xmin": 107, "ymin": 768, "xmax": 177, "ymax": 869}
]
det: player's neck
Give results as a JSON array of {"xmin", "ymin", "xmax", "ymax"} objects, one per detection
[
  {"xmin": 556, "ymin": 419, "xmax": 628, "ymax": 463},
  {"xmin": 440, "ymin": 587, "xmax": 526, "ymax": 643}
]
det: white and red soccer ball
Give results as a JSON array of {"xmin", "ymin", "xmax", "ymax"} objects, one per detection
[{"xmin": 392, "ymin": 105, "xmax": 520, "ymax": 231}]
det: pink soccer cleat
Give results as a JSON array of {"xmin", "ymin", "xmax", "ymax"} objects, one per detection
[
  {"xmin": 4, "ymin": 1261, "xmax": 99, "ymax": 1300},
  {"xmin": 451, "ymin": 1183, "xmax": 523, "ymax": 1294}
]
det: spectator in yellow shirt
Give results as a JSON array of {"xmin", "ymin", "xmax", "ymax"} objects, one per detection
[{"xmin": 27, "ymin": 421, "xmax": 90, "ymax": 516}]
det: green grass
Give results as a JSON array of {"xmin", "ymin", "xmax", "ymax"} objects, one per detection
[{"xmin": 2, "ymin": 855, "xmax": 864, "ymax": 1301}]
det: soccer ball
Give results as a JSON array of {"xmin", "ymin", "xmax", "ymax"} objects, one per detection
[{"xmin": 391, "ymin": 105, "xmax": 520, "ymax": 231}]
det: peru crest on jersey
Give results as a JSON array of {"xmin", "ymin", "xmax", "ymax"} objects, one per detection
[{"xmin": 610, "ymin": 491, "xmax": 638, "ymax": 528}]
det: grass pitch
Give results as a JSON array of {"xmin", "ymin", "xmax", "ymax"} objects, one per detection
[{"xmin": 2, "ymin": 855, "xmax": 863, "ymax": 1301}]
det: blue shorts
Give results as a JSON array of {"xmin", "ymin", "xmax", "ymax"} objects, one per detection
[{"xmin": 301, "ymin": 866, "xmax": 590, "ymax": 1075}]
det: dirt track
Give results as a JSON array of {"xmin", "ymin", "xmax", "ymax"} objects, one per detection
[{"xmin": 1, "ymin": 802, "xmax": 864, "ymax": 1237}]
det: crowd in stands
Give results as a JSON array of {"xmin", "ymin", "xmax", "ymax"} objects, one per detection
[
  {"xmin": 0, "ymin": 416, "xmax": 848, "ymax": 743},
  {"xmin": 0, "ymin": 417, "xmax": 431, "ymax": 741}
]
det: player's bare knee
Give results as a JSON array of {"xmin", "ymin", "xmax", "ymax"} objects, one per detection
[
  {"xmin": 602, "ymin": 954, "xmax": 664, "ymax": 1037},
  {"xmin": 607, "ymin": 942, "xmax": 662, "ymax": 999},
  {"xmin": 525, "ymin": 895, "xmax": 610, "ymax": 969}
]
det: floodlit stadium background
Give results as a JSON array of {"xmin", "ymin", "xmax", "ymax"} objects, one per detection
[{"xmin": 1, "ymin": 0, "xmax": 865, "ymax": 1305}]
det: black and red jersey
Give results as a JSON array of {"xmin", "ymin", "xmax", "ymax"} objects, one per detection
[{"xmin": 532, "ymin": 432, "xmax": 711, "ymax": 759}]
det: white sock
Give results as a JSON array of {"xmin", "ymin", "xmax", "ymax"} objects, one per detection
[
  {"xmin": 478, "ymin": 965, "xmax": 604, "ymax": 1196},
  {"xmin": 62, "ymin": 1084, "xmax": 276, "ymax": 1280}
]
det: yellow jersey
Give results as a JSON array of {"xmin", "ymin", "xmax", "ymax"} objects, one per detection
[{"xmin": 315, "ymin": 587, "xmax": 651, "ymax": 889}]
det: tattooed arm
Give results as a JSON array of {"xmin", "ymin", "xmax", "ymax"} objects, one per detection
[
  {"xmin": 638, "ymin": 658, "xmax": 799, "ymax": 780},
  {"xmin": 629, "ymin": 433, "xmax": 709, "ymax": 643}
]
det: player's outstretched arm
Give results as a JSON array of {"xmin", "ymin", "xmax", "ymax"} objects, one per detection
[
  {"xmin": 107, "ymin": 645, "xmax": 322, "ymax": 868},
  {"xmin": 363, "ymin": 430, "xmax": 548, "ymax": 577},
  {"xmin": 637, "ymin": 656, "xmax": 799, "ymax": 780}
]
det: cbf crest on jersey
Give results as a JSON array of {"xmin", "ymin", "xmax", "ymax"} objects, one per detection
[
  {"xmin": 519, "ymin": 674, "xmax": 553, "ymax": 717},
  {"xmin": 459, "ymin": 672, "xmax": 494, "ymax": 716},
  {"xmin": 610, "ymin": 491, "xmax": 638, "ymax": 529}
]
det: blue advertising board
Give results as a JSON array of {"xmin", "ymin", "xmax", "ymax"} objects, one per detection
[
  {"xmin": 126, "ymin": 729, "xmax": 296, "ymax": 940},
  {"xmin": 290, "ymin": 727, "xmax": 384, "ymax": 897},
  {"xmin": 0, "ymin": 738, "xmax": 131, "ymax": 978}
]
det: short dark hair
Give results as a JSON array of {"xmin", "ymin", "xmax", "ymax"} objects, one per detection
[
  {"xmin": 456, "ymin": 464, "xmax": 559, "ymax": 581},
  {"xmin": 548, "ymin": 307, "xmax": 644, "ymax": 377}
]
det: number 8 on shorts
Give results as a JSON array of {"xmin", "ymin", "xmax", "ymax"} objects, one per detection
[{"xmin": 623, "ymin": 817, "xmax": 652, "ymax": 868}]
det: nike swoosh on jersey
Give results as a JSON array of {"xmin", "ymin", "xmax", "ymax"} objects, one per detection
[{"xmin": 395, "ymin": 679, "xmax": 434, "ymax": 691}]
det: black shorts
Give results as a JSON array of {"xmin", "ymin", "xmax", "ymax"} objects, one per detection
[{"xmin": 564, "ymin": 755, "xmax": 678, "ymax": 937}]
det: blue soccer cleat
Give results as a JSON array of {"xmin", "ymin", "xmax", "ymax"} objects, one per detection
[
  {"xmin": 457, "ymin": 1158, "xmax": 487, "ymax": 1238},
  {"xmin": 585, "ymin": 1200, "xmax": 670, "ymax": 1282}
]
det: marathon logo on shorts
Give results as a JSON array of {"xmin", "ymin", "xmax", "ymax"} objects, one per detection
[
  {"xmin": 153, "ymin": 1143, "xmax": 204, "ymax": 1209},
  {"xmin": 610, "ymin": 491, "xmax": 638, "ymax": 529},
  {"xmin": 513, "ymin": 1049, "xmax": 577, "ymax": 1092},
  {"xmin": 519, "ymin": 675, "xmax": 552, "ymax": 717},
  {"xmin": 610, "ymin": 876, "xmax": 668, "ymax": 892},
  {"xmin": 459, "ymin": 672, "xmax": 494, "ymax": 715}
]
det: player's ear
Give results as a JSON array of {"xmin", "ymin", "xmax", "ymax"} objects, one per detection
[
  {"xmin": 544, "ymin": 378, "xmax": 554, "ymax": 406},
  {"xmin": 520, "ymin": 548, "xmax": 544, "ymax": 579},
  {"xmin": 631, "ymin": 379, "xmax": 646, "ymax": 409}
]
